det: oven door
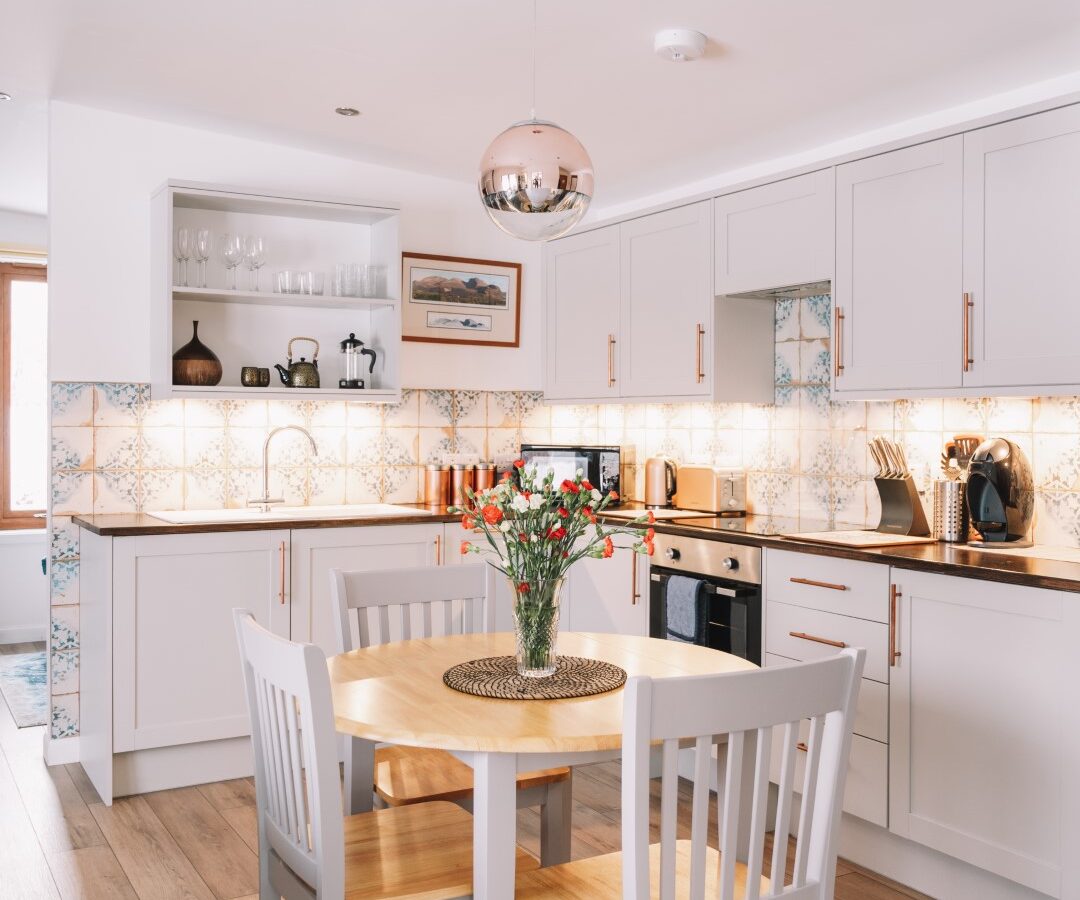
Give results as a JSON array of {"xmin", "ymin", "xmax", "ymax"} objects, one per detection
[{"xmin": 648, "ymin": 567, "xmax": 762, "ymax": 665}]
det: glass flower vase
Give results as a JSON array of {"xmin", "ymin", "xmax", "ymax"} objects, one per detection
[{"xmin": 510, "ymin": 576, "xmax": 565, "ymax": 678}]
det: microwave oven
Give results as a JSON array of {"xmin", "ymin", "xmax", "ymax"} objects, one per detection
[{"xmin": 519, "ymin": 444, "xmax": 622, "ymax": 503}]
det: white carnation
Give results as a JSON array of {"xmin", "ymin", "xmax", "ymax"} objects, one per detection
[
  {"xmin": 499, "ymin": 520, "xmax": 513, "ymax": 532},
  {"xmin": 528, "ymin": 493, "xmax": 545, "ymax": 510},
  {"xmin": 591, "ymin": 489, "xmax": 602, "ymax": 502},
  {"xmin": 511, "ymin": 494, "xmax": 530, "ymax": 513}
]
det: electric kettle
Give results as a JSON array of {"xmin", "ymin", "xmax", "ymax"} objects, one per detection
[{"xmin": 644, "ymin": 457, "xmax": 677, "ymax": 508}]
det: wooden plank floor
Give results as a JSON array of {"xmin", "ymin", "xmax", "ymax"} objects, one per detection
[{"xmin": 0, "ymin": 641, "xmax": 928, "ymax": 899}]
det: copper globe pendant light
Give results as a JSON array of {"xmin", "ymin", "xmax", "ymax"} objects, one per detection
[{"xmin": 478, "ymin": 0, "xmax": 594, "ymax": 241}]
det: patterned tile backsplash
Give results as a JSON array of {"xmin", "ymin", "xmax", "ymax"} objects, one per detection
[{"xmin": 45, "ymin": 295, "xmax": 1080, "ymax": 737}]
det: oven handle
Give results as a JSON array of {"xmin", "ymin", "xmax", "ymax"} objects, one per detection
[{"xmin": 650, "ymin": 573, "xmax": 754, "ymax": 598}]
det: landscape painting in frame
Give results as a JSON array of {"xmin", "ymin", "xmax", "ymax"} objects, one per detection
[{"xmin": 402, "ymin": 252, "xmax": 521, "ymax": 347}]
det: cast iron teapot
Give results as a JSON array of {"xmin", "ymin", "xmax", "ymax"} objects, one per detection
[{"xmin": 274, "ymin": 337, "xmax": 321, "ymax": 388}]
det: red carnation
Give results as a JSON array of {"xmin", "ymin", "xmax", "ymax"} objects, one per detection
[
  {"xmin": 581, "ymin": 479, "xmax": 593, "ymax": 490},
  {"xmin": 519, "ymin": 532, "xmax": 528, "ymax": 542},
  {"xmin": 547, "ymin": 526, "xmax": 567, "ymax": 541},
  {"xmin": 517, "ymin": 582, "xmax": 530, "ymax": 594},
  {"xmin": 645, "ymin": 527, "xmax": 655, "ymax": 541},
  {"xmin": 609, "ymin": 490, "xmax": 619, "ymax": 501},
  {"xmin": 602, "ymin": 536, "xmax": 614, "ymax": 558},
  {"xmin": 582, "ymin": 506, "xmax": 596, "ymax": 523},
  {"xmin": 513, "ymin": 459, "xmax": 525, "ymax": 468},
  {"xmin": 481, "ymin": 504, "xmax": 503, "ymax": 525},
  {"xmin": 644, "ymin": 540, "xmax": 655, "ymax": 556},
  {"xmin": 557, "ymin": 507, "xmax": 569, "ymax": 518},
  {"xmin": 562, "ymin": 551, "xmax": 569, "ymax": 558},
  {"xmin": 460, "ymin": 540, "xmax": 471, "ymax": 555},
  {"xmin": 560, "ymin": 479, "xmax": 580, "ymax": 494},
  {"xmin": 460, "ymin": 513, "xmax": 475, "ymax": 529},
  {"xmin": 647, "ymin": 510, "xmax": 656, "ymax": 524}
]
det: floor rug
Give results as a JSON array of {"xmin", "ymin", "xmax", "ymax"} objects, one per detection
[{"xmin": 0, "ymin": 652, "xmax": 48, "ymax": 727}]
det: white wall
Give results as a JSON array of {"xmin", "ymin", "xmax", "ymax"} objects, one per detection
[
  {"xmin": 48, "ymin": 101, "xmax": 542, "ymax": 390},
  {"xmin": 0, "ymin": 209, "xmax": 47, "ymax": 251},
  {"xmin": 0, "ymin": 532, "xmax": 48, "ymax": 644}
]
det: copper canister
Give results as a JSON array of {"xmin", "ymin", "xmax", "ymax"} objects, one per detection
[
  {"xmin": 473, "ymin": 462, "xmax": 496, "ymax": 492},
  {"xmin": 423, "ymin": 464, "xmax": 450, "ymax": 507},
  {"xmin": 450, "ymin": 463, "xmax": 474, "ymax": 507}
]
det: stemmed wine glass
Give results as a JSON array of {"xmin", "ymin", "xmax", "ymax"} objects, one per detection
[
  {"xmin": 174, "ymin": 227, "xmax": 192, "ymax": 287},
  {"xmin": 193, "ymin": 228, "xmax": 212, "ymax": 288},
  {"xmin": 243, "ymin": 236, "xmax": 266, "ymax": 291},
  {"xmin": 219, "ymin": 234, "xmax": 244, "ymax": 291}
]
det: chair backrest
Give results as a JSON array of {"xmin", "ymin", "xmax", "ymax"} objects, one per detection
[
  {"xmin": 233, "ymin": 609, "xmax": 345, "ymax": 898},
  {"xmin": 329, "ymin": 563, "xmax": 497, "ymax": 652},
  {"xmin": 621, "ymin": 648, "xmax": 865, "ymax": 900}
]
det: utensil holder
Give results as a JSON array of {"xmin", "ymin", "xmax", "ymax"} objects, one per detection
[
  {"xmin": 874, "ymin": 476, "xmax": 931, "ymax": 536},
  {"xmin": 932, "ymin": 479, "xmax": 970, "ymax": 542}
]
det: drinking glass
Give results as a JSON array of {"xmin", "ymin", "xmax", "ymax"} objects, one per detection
[
  {"xmin": 243, "ymin": 236, "xmax": 266, "ymax": 291},
  {"xmin": 174, "ymin": 227, "xmax": 192, "ymax": 287},
  {"xmin": 300, "ymin": 271, "xmax": 325, "ymax": 295},
  {"xmin": 193, "ymin": 228, "xmax": 212, "ymax": 288},
  {"xmin": 219, "ymin": 234, "xmax": 244, "ymax": 291}
]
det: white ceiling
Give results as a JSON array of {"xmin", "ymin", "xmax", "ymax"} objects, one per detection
[{"xmin": 5, "ymin": 1, "xmax": 1080, "ymax": 217}]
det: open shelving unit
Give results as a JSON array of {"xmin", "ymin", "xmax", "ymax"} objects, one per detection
[{"xmin": 151, "ymin": 180, "xmax": 402, "ymax": 402}]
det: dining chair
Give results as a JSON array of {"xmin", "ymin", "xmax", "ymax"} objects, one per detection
[
  {"xmin": 516, "ymin": 648, "xmax": 866, "ymax": 899},
  {"xmin": 329, "ymin": 563, "xmax": 573, "ymax": 864},
  {"xmin": 233, "ymin": 608, "xmax": 536, "ymax": 899}
]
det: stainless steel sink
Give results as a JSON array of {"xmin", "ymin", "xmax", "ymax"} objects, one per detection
[{"xmin": 147, "ymin": 504, "xmax": 432, "ymax": 525}]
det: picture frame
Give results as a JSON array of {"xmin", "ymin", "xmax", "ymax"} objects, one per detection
[{"xmin": 401, "ymin": 252, "xmax": 521, "ymax": 347}]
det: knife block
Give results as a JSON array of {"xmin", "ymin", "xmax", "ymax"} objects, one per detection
[{"xmin": 874, "ymin": 476, "xmax": 931, "ymax": 536}]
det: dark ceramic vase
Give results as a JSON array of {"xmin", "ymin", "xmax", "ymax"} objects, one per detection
[{"xmin": 172, "ymin": 320, "xmax": 223, "ymax": 386}]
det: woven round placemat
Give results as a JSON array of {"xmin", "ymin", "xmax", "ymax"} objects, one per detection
[{"xmin": 443, "ymin": 655, "xmax": 626, "ymax": 700}]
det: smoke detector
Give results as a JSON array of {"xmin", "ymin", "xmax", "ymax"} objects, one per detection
[{"xmin": 654, "ymin": 28, "xmax": 707, "ymax": 62}]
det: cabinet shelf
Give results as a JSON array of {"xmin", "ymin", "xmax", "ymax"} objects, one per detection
[
  {"xmin": 173, "ymin": 287, "xmax": 397, "ymax": 310},
  {"xmin": 164, "ymin": 384, "xmax": 400, "ymax": 402}
]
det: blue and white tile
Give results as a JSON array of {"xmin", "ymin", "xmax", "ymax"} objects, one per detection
[
  {"xmin": 942, "ymin": 398, "xmax": 991, "ymax": 434},
  {"xmin": 383, "ymin": 467, "xmax": 420, "ymax": 504},
  {"xmin": 747, "ymin": 472, "xmax": 797, "ymax": 517},
  {"xmin": 265, "ymin": 400, "xmax": 309, "ymax": 429},
  {"xmin": 273, "ymin": 467, "xmax": 309, "ymax": 506},
  {"xmin": 51, "ymin": 606, "xmax": 79, "ymax": 651},
  {"xmin": 51, "ymin": 382, "xmax": 94, "ymax": 427},
  {"xmin": 346, "ymin": 401, "xmax": 383, "ymax": 428},
  {"xmin": 381, "ymin": 389, "xmax": 418, "ymax": 427},
  {"xmin": 448, "ymin": 428, "xmax": 485, "ymax": 462},
  {"xmin": 552, "ymin": 404, "xmax": 600, "ymax": 430},
  {"xmin": 799, "ymin": 340, "xmax": 830, "ymax": 385},
  {"xmin": 50, "ymin": 517, "xmax": 79, "ymax": 563},
  {"xmin": 986, "ymin": 398, "xmax": 1033, "ymax": 432},
  {"xmin": 800, "ymin": 430, "xmax": 862, "ymax": 477},
  {"xmin": 184, "ymin": 427, "xmax": 227, "ymax": 471},
  {"xmin": 348, "ymin": 427, "xmax": 385, "ymax": 466},
  {"xmin": 93, "ymin": 470, "xmax": 140, "ymax": 514},
  {"xmin": 224, "ymin": 468, "xmax": 262, "ymax": 509},
  {"xmin": 866, "ymin": 400, "xmax": 896, "ymax": 433},
  {"xmin": 551, "ymin": 426, "xmax": 599, "ymax": 446},
  {"xmin": 644, "ymin": 403, "xmax": 691, "ymax": 430},
  {"xmin": 263, "ymin": 426, "xmax": 317, "ymax": 467},
  {"xmin": 381, "ymin": 428, "xmax": 419, "ymax": 465},
  {"xmin": 453, "ymin": 391, "xmax": 486, "ymax": 427},
  {"xmin": 50, "ymin": 649, "xmax": 79, "ymax": 695},
  {"xmin": 50, "ymin": 694, "xmax": 79, "ymax": 739},
  {"xmin": 894, "ymin": 398, "xmax": 943, "ymax": 432},
  {"xmin": 774, "ymin": 298, "xmax": 799, "ymax": 342},
  {"xmin": 771, "ymin": 428, "xmax": 800, "ymax": 473},
  {"xmin": 1034, "ymin": 396, "xmax": 1080, "ymax": 433},
  {"xmin": 419, "ymin": 390, "xmax": 456, "ymax": 426},
  {"xmin": 487, "ymin": 428, "xmax": 523, "ymax": 464},
  {"xmin": 50, "ymin": 558, "xmax": 79, "ymax": 606},
  {"xmin": 1034, "ymin": 491, "xmax": 1080, "ymax": 548},
  {"xmin": 94, "ymin": 427, "xmax": 141, "ymax": 469},
  {"xmin": 309, "ymin": 427, "xmax": 348, "ymax": 467},
  {"xmin": 308, "ymin": 401, "xmax": 347, "ymax": 428},
  {"xmin": 140, "ymin": 470, "xmax": 184, "ymax": 510},
  {"xmin": 773, "ymin": 386, "xmax": 799, "ymax": 429},
  {"xmin": 742, "ymin": 403, "xmax": 773, "ymax": 430},
  {"xmin": 141, "ymin": 397, "xmax": 184, "ymax": 427},
  {"xmin": 800, "ymin": 296, "xmax": 831, "ymax": 340},
  {"xmin": 1034, "ymin": 434, "xmax": 1080, "ymax": 491},
  {"xmin": 346, "ymin": 467, "xmax": 382, "ymax": 504},
  {"xmin": 798, "ymin": 476, "xmax": 864, "ymax": 526},
  {"xmin": 644, "ymin": 429, "xmax": 691, "ymax": 465},
  {"xmin": 691, "ymin": 429, "xmax": 742, "ymax": 469},
  {"xmin": 489, "ymin": 391, "xmax": 528, "ymax": 428},
  {"xmin": 308, "ymin": 467, "xmax": 348, "ymax": 506},
  {"xmin": 519, "ymin": 392, "xmax": 550, "ymax": 429},
  {"xmin": 94, "ymin": 383, "xmax": 148, "ymax": 426},
  {"xmin": 774, "ymin": 341, "xmax": 799, "ymax": 386},
  {"xmin": 183, "ymin": 469, "xmax": 227, "ymax": 509},
  {"xmin": 141, "ymin": 426, "xmax": 185, "ymax": 469},
  {"xmin": 51, "ymin": 471, "xmax": 93, "ymax": 515},
  {"xmin": 52, "ymin": 427, "xmax": 94, "ymax": 471},
  {"xmin": 418, "ymin": 429, "xmax": 455, "ymax": 465}
]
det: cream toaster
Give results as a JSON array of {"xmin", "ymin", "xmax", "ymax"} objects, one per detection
[{"xmin": 673, "ymin": 465, "xmax": 747, "ymax": 515}]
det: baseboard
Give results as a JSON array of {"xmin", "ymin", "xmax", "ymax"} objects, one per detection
[
  {"xmin": 43, "ymin": 734, "xmax": 80, "ymax": 766},
  {"xmin": 0, "ymin": 625, "xmax": 46, "ymax": 644},
  {"xmin": 113, "ymin": 737, "xmax": 254, "ymax": 798}
]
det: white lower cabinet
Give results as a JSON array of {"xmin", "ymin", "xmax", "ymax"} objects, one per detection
[{"xmin": 566, "ymin": 547, "xmax": 647, "ymax": 636}]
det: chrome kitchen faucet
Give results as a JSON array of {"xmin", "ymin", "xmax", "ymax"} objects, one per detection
[{"xmin": 248, "ymin": 426, "xmax": 318, "ymax": 512}]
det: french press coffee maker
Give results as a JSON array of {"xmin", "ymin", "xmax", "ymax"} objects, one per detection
[{"xmin": 338, "ymin": 333, "xmax": 377, "ymax": 389}]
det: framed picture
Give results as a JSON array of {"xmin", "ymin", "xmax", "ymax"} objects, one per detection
[{"xmin": 401, "ymin": 252, "xmax": 521, "ymax": 347}]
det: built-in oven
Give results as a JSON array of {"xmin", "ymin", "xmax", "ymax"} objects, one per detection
[
  {"xmin": 519, "ymin": 444, "xmax": 621, "ymax": 502},
  {"xmin": 648, "ymin": 532, "xmax": 761, "ymax": 665}
]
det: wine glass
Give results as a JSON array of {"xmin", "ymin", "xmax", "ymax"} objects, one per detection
[
  {"xmin": 174, "ymin": 227, "xmax": 192, "ymax": 287},
  {"xmin": 243, "ymin": 235, "xmax": 266, "ymax": 291},
  {"xmin": 193, "ymin": 228, "xmax": 212, "ymax": 288},
  {"xmin": 219, "ymin": 234, "xmax": 244, "ymax": 291}
]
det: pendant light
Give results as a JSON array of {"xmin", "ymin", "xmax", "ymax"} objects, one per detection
[{"xmin": 478, "ymin": 0, "xmax": 593, "ymax": 241}]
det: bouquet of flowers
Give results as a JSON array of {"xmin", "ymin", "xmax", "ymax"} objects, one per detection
[{"xmin": 452, "ymin": 460, "xmax": 655, "ymax": 676}]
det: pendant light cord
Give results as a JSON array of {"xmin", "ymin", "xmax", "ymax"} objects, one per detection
[{"xmin": 530, "ymin": 0, "xmax": 537, "ymax": 120}]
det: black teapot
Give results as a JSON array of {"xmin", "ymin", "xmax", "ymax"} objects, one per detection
[{"xmin": 274, "ymin": 337, "xmax": 320, "ymax": 388}]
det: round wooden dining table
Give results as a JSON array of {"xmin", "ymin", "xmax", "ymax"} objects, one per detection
[{"xmin": 328, "ymin": 630, "xmax": 756, "ymax": 899}]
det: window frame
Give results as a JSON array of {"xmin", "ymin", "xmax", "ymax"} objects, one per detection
[{"xmin": 0, "ymin": 261, "xmax": 48, "ymax": 529}]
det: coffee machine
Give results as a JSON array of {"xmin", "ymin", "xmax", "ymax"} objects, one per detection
[{"xmin": 965, "ymin": 438, "xmax": 1034, "ymax": 547}]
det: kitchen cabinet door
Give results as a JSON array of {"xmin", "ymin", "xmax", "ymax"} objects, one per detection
[
  {"xmin": 888, "ymin": 570, "xmax": 1069, "ymax": 897},
  {"xmin": 112, "ymin": 530, "xmax": 291, "ymax": 752},
  {"xmin": 290, "ymin": 523, "xmax": 443, "ymax": 657},
  {"xmin": 567, "ymin": 548, "xmax": 647, "ymax": 636},
  {"xmin": 544, "ymin": 225, "xmax": 621, "ymax": 400},
  {"xmin": 714, "ymin": 169, "xmax": 834, "ymax": 295},
  {"xmin": 834, "ymin": 137, "xmax": 964, "ymax": 393},
  {"xmin": 619, "ymin": 202, "xmax": 713, "ymax": 398},
  {"xmin": 963, "ymin": 104, "xmax": 1080, "ymax": 390}
]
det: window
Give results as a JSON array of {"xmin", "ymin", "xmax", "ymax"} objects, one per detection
[{"xmin": 0, "ymin": 263, "xmax": 47, "ymax": 528}]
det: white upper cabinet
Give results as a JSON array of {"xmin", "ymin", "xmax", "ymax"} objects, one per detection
[
  {"xmin": 619, "ymin": 202, "xmax": 713, "ymax": 398},
  {"xmin": 544, "ymin": 226, "xmax": 621, "ymax": 401},
  {"xmin": 713, "ymin": 169, "xmax": 834, "ymax": 295},
  {"xmin": 962, "ymin": 104, "xmax": 1080, "ymax": 390},
  {"xmin": 834, "ymin": 137, "xmax": 964, "ymax": 394}
]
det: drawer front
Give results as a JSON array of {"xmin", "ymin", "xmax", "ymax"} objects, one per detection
[
  {"xmin": 770, "ymin": 722, "xmax": 888, "ymax": 828},
  {"xmin": 766, "ymin": 653, "xmax": 888, "ymax": 743},
  {"xmin": 766, "ymin": 600, "xmax": 889, "ymax": 683},
  {"xmin": 765, "ymin": 549, "xmax": 889, "ymax": 622}
]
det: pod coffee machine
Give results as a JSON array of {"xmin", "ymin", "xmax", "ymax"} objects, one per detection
[{"xmin": 965, "ymin": 438, "xmax": 1034, "ymax": 547}]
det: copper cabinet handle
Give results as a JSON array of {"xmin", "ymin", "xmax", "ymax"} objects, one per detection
[
  {"xmin": 631, "ymin": 554, "xmax": 639, "ymax": 606},
  {"xmin": 607, "ymin": 334, "xmax": 616, "ymax": 387},
  {"xmin": 789, "ymin": 631, "xmax": 847, "ymax": 649},
  {"xmin": 278, "ymin": 540, "xmax": 286, "ymax": 605},
  {"xmin": 890, "ymin": 584, "xmax": 902, "ymax": 665},
  {"xmin": 434, "ymin": 534, "xmax": 442, "ymax": 565},
  {"xmin": 796, "ymin": 742, "xmax": 808, "ymax": 753},
  {"xmin": 695, "ymin": 324, "xmax": 705, "ymax": 383},
  {"xmin": 789, "ymin": 576, "xmax": 848, "ymax": 592},
  {"xmin": 834, "ymin": 307, "xmax": 845, "ymax": 376},
  {"xmin": 963, "ymin": 292, "xmax": 974, "ymax": 372}
]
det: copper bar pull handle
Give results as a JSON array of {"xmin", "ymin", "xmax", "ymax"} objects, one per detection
[
  {"xmin": 434, "ymin": 534, "xmax": 442, "ymax": 565},
  {"xmin": 631, "ymin": 555, "xmax": 639, "ymax": 606},
  {"xmin": 278, "ymin": 540, "xmax": 286, "ymax": 605},
  {"xmin": 789, "ymin": 631, "xmax": 847, "ymax": 649},
  {"xmin": 834, "ymin": 307, "xmax": 845, "ymax": 376},
  {"xmin": 695, "ymin": 324, "xmax": 705, "ymax": 383},
  {"xmin": 890, "ymin": 584, "xmax": 902, "ymax": 666},
  {"xmin": 789, "ymin": 576, "xmax": 848, "ymax": 592},
  {"xmin": 796, "ymin": 742, "xmax": 808, "ymax": 753},
  {"xmin": 607, "ymin": 334, "xmax": 616, "ymax": 387},
  {"xmin": 963, "ymin": 292, "xmax": 974, "ymax": 372}
]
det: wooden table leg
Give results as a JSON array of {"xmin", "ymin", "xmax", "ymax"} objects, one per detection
[
  {"xmin": 343, "ymin": 735, "xmax": 374, "ymax": 815},
  {"xmin": 473, "ymin": 752, "xmax": 518, "ymax": 899},
  {"xmin": 539, "ymin": 768, "xmax": 573, "ymax": 867}
]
